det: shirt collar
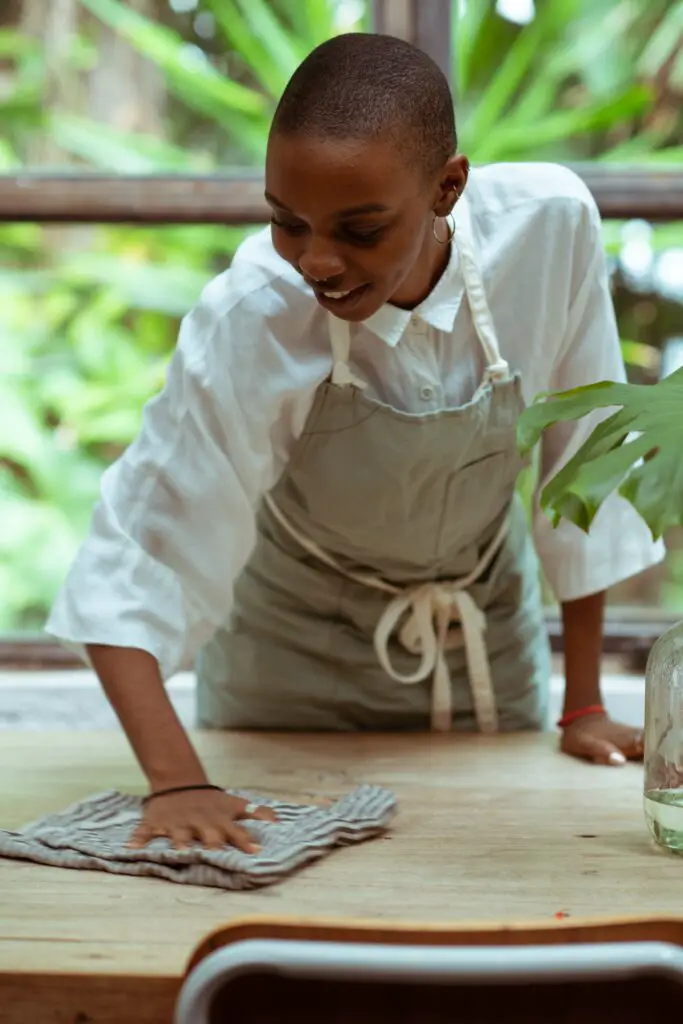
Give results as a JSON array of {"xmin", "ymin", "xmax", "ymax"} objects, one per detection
[{"xmin": 362, "ymin": 236, "xmax": 464, "ymax": 348}]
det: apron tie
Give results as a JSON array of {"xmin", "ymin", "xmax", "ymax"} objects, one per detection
[
  {"xmin": 374, "ymin": 563, "xmax": 500, "ymax": 735},
  {"xmin": 264, "ymin": 494, "xmax": 507, "ymax": 734}
]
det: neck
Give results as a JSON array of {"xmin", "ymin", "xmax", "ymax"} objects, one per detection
[{"xmin": 389, "ymin": 233, "xmax": 451, "ymax": 311}]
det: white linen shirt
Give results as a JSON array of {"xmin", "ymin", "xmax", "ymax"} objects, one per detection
[{"xmin": 47, "ymin": 162, "xmax": 665, "ymax": 679}]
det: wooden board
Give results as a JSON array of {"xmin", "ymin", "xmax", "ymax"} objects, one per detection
[{"xmin": 1, "ymin": 730, "xmax": 683, "ymax": 1023}]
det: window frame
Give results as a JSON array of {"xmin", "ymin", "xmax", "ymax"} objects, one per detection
[{"xmin": 2, "ymin": 0, "xmax": 680, "ymax": 667}]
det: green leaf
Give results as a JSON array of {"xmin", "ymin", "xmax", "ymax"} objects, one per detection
[
  {"xmin": 638, "ymin": 146, "xmax": 683, "ymax": 165},
  {"xmin": 58, "ymin": 252, "xmax": 209, "ymax": 315},
  {"xmin": 0, "ymin": 378, "xmax": 50, "ymax": 475},
  {"xmin": 517, "ymin": 379, "xmax": 645, "ymax": 454},
  {"xmin": 470, "ymin": 84, "xmax": 653, "ymax": 162},
  {"xmin": 0, "ymin": 138, "xmax": 20, "ymax": 171},
  {"xmin": 0, "ymin": 223, "xmax": 43, "ymax": 256},
  {"xmin": 638, "ymin": 1, "xmax": 683, "ymax": 78},
  {"xmin": 49, "ymin": 113, "xmax": 211, "ymax": 172},
  {"xmin": 598, "ymin": 127, "xmax": 674, "ymax": 162},
  {"xmin": 206, "ymin": 0, "xmax": 294, "ymax": 98},
  {"xmin": 462, "ymin": 0, "xmax": 582, "ymax": 144},
  {"xmin": 232, "ymin": 0, "xmax": 306, "ymax": 81},
  {"xmin": 542, "ymin": 429, "xmax": 651, "ymax": 530},
  {"xmin": 0, "ymin": 29, "xmax": 40, "ymax": 59},
  {"xmin": 78, "ymin": 0, "xmax": 269, "ymax": 155},
  {"xmin": 206, "ymin": 2, "xmax": 278, "ymax": 98},
  {"xmin": 517, "ymin": 369, "xmax": 683, "ymax": 539},
  {"xmin": 455, "ymin": 0, "xmax": 493, "ymax": 97},
  {"xmin": 299, "ymin": 0, "xmax": 339, "ymax": 42},
  {"xmin": 620, "ymin": 339, "xmax": 659, "ymax": 371}
]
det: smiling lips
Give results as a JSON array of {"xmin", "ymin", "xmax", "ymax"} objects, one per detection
[{"xmin": 314, "ymin": 283, "xmax": 367, "ymax": 302}]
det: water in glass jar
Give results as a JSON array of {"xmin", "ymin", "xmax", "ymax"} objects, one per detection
[{"xmin": 644, "ymin": 789, "xmax": 683, "ymax": 852}]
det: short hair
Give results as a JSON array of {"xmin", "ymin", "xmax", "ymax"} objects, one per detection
[{"xmin": 270, "ymin": 33, "xmax": 457, "ymax": 179}]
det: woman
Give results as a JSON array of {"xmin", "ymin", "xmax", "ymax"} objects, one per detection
[{"xmin": 47, "ymin": 33, "xmax": 664, "ymax": 853}]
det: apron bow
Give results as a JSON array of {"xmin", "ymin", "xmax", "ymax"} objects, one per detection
[{"xmin": 374, "ymin": 582, "xmax": 498, "ymax": 734}]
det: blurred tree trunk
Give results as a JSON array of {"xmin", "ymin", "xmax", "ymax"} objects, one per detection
[
  {"xmin": 0, "ymin": 0, "xmax": 22, "ymax": 110},
  {"xmin": 0, "ymin": 0, "xmax": 22, "ymax": 28},
  {"xmin": 21, "ymin": 0, "xmax": 81, "ymax": 166},
  {"xmin": 89, "ymin": 0, "xmax": 167, "ymax": 136},
  {"xmin": 19, "ymin": 0, "xmax": 166, "ymax": 166}
]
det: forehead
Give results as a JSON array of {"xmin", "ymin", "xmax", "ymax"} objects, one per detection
[{"xmin": 265, "ymin": 134, "xmax": 421, "ymax": 216}]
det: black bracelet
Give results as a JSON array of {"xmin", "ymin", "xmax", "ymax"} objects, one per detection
[{"xmin": 142, "ymin": 783, "xmax": 224, "ymax": 806}]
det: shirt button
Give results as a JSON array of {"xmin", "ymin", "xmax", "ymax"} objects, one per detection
[
  {"xmin": 420, "ymin": 385, "xmax": 435, "ymax": 401},
  {"xmin": 410, "ymin": 315, "xmax": 421, "ymax": 328}
]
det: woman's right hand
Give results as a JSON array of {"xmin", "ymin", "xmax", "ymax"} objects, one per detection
[{"xmin": 126, "ymin": 788, "xmax": 277, "ymax": 853}]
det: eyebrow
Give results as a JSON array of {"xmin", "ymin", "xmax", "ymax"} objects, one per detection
[{"xmin": 264, "ymin": 191, "xmax": 391, "ymax": 218}]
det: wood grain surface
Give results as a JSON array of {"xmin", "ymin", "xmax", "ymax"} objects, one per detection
[{"xmin": 1, "ymin": 729, "xmax": 681, "ymax": 1023}]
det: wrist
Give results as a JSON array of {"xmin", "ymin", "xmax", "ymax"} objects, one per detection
[
  {"xmin": 145, "ymin": 746, "xmax": 209, "ymax": 792},
  {"xmin": 562, "ymin": 683, "xmax": 604, "ymax": 718},
  {"xmin": 561, "ymin": 591, "xmax": 605, "ymax": 715},
  {"xmin": 557, "ymin": 704, "xmax": 606, "ymax": 729},
  {"xmin": 147, "ymin": 764, "xmax": 209, "ymax": 792},
  {"xmin": 142, "ymin": 783, "xmax": 222, "ymax": 805}
]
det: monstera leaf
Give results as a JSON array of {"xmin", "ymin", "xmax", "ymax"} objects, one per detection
[{"xmin": 516, "ymin": 368, "xmax": 683, "ymax": 540}]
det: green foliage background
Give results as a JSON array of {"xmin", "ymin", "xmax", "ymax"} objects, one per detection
[{"xmin": 2, "ymin": 0, "xmax": 683, "ymax": 631}]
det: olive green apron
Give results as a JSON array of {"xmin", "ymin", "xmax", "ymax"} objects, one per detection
[{"xmin": 196, "ymin": 195, "xmax": 551, "ymax": 732}]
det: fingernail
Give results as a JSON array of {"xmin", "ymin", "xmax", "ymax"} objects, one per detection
[
  {"xmin": 249, "ymin": 844, "xmax": 261, "ymax": 854},
  {"xmin": 608, "ymin": 751, "xmax": 626, "ymax": 766}
]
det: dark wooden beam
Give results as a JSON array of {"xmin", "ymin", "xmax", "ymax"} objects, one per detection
[
  {"xmin": 371, "ymin": 0, "xmax": 452, "ymax": 86},
  {"xmin": 0, "ymin": 172, "xmax": 267, "ymax": 225},
  {"xmin": 0, "ymin": 166, "xmax": 681, "ymax": 225}
]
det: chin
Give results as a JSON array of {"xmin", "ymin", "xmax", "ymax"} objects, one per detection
[
  {"xmin": 339, "ymin": 291, "xmax": 387, "ymax": 323},
  {"xmin": 339, "ymin": 305, "xmax": 377, "ymax": 323}
]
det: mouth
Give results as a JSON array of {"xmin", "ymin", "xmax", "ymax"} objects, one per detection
[{"xmin": 312, "ymin": 283, "xmax": 370, "ymax": 313}]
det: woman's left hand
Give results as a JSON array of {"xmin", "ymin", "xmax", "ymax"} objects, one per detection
[{"xmin": 560, "ymin": 713, "xmax": 644, "ymax": 766}]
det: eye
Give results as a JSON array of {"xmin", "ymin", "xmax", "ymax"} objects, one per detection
[
  {"xmin": 270, "ymin": 217, "xmax": 307, "ymax": 236},
  {"xmin": 342, "ymin": 225, "xmax": 387, "ymax": 246}
]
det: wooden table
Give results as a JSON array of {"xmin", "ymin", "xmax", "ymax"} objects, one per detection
[{"xmin": 1, "ymin": 730, "xmax": 682, "ymax": 1023}]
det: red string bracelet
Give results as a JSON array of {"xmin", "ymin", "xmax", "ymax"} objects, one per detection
[{"xmin": 557, "ymin": 704, "xmax": 606, "ymax": 729}]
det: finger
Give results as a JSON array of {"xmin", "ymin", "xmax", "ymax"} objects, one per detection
[
  {"xmin": 196, "ymin": 827, "xmax": 230, "ymax": 851},
  {"xmin": 584, "ymin": 738, "xmax": 627, "ymax": 767},
  {"xmin": 236, "ymin": 801, "xmax": 278, "ymax": 823},
  {"xmin": 169, "ymin": 827, "xmax": 196, "ymax": 851},
  {"xmin": 223, "ymin": 821, "xmax": 261, "ymax": 855},
  {"xmin": 126, "ymin": 823, "xmax": 155, "ymax": 849}
]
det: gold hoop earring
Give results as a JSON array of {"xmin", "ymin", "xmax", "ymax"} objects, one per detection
[{"xmin": 432, "ymin": 211, "xmax": 455, "ymax": 245}]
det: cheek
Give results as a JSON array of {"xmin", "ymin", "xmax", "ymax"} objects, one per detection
[
  {"xmin": 270, "ymin": 227, "xmax": 299, "ymax": 266},
  {"xmin": 378, "ymin": 221, "xmax": 429, "ymax": 283}
]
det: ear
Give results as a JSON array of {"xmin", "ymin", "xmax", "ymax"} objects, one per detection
[{"xmin": 433, "ymin": 154, "xmax": 469, "ymax": 217}]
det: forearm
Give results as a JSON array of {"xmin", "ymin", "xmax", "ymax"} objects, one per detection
[
  {"xmin": 560, "ymin": 590, "xmax": 605, "ymax": 716},
  {"xmin": 87, "ymin": 644, "xmax": 209, "ymax": 791}
]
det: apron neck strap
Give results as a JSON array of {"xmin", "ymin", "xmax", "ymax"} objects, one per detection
[
  {"xmin": 452, "ymin": 194, "xmax": 510, "ymax": 382},
  {"xmin": 329, "ymin": 313, "xmax": 350, "ymax": 366},
  {"xmin": 329, "ymin": 315, "xmax": 367, "ymax": 389}
]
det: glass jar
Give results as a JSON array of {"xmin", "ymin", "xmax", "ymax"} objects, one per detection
[{"xmin": 644, "ymin": 620, "xmax": 683, "ymax": 853}]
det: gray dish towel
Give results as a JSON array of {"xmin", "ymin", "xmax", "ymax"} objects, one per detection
[{"xmin": 0, "ymin": 784, "xmax": 396, "ymax": 890}]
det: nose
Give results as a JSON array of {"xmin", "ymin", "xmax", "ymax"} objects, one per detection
[{"xmin": 298, "ymin": 237, "xmax": 345, "ymax": 284}]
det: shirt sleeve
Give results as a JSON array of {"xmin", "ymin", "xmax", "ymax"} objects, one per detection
[
  {"xmin": 45, "ymin": 284, "xmax": 318, "ymax": 679},
  {"xmin": 531, "ymin": 191, "xmax": 666, "ymax": 602}
]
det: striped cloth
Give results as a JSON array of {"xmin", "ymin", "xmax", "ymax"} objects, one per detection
[{"xmin": 0, "ymin": 785, "xmax": 396, "ymax": 890}]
